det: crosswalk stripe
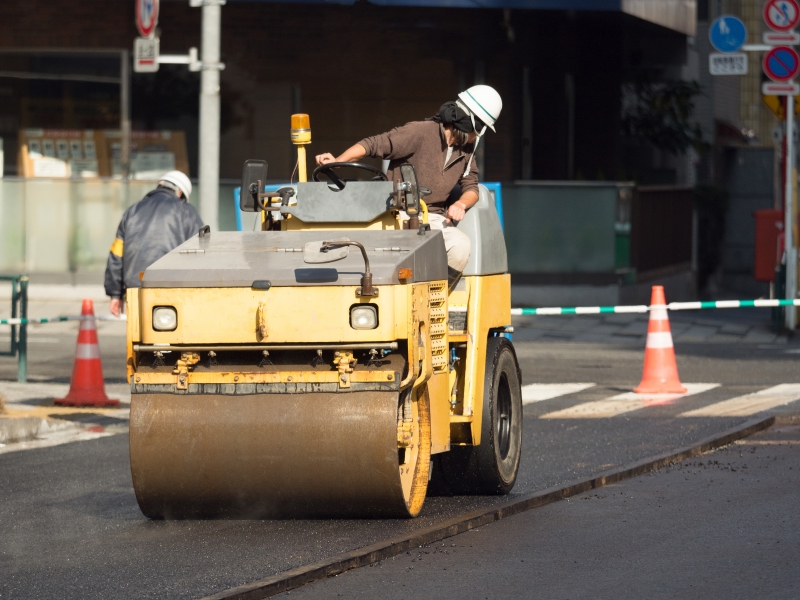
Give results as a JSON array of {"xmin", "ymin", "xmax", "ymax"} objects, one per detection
[
  {"xmin": 539, "ymin": 383, "xmax": 720, "ymax": 419},
  {"xmin": 521, "ymin": 383, "xmax": 595, "ymax": 405},
  {"xmin": 678, "ymin": 383, "xmax": 800, "ymax": 417}
]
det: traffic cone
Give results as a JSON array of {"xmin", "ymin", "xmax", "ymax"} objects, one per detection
[
  {"xmin": 55, "ymin": 299, "xmax": 119, "ymax": 408},
  {"xmin": 634, "ymin": 286, "xmax": 687, "ymax": 394}
]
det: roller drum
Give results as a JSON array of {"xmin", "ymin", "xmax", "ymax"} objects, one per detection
[{"xmin": 130, "ymin": 391, "xmax": 430, "ymax": 518}]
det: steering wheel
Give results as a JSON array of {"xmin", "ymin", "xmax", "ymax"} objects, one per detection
[{"xmin": 312, "ymin": 162, "xmax": 388, "ymax": 190}]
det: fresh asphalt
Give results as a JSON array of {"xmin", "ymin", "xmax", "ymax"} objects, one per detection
[
  {"xmin": 279, "ymin": 424, "xmax": 800, "ymax": 600},
  {"xmin": 1, "ymin": 311, "xmax": 800, "ymax": 598}
]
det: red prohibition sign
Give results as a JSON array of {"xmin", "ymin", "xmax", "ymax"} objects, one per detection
[
  {"xmin": 136, "ymin": 0, "xmax": 160, "ymax": 39},
  {"xmin": 764, "ymin": 46, "xmax": 800, "ymax": 82},
  {"xmin": 764, "ymin": 0, "xmax": 800, "ymax": 32}
]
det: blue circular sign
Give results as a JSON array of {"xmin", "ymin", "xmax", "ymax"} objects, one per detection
[
  {"xmin": 764, "ymin": 46, "xmax": 800, "ymax": 82},
  {"xmin": 709, "ymin": 15, "xmax": 747, "ymax": 53}
]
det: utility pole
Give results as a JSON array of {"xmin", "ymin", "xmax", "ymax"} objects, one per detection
[
  {"xmin": 120, "ymin": 49, "xmax": 131, "ymax": 179},
  {"xmin": 786, "ymin": 95, "xmax": 797, "ymax": 330},
  {"xmin": 192, "ymin": 0, "xmax": 225, "ymax": 231}
]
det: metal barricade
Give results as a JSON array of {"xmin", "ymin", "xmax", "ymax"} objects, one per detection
[{"xmin": 0, "ymin": 275, "xmax": 28, "ymax": 382}]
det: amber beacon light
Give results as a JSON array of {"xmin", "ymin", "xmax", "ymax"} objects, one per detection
[{"xmin": 291, "ymin": 113, "xmax": 311, "ymax": 182}]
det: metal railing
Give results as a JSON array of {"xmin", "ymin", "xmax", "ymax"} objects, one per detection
[{"xmin": 0, "ymin": 275, "xmax": 28, "ymax": 382}]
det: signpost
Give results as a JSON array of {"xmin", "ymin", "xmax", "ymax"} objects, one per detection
[
  {"xmin": 709, "ymin": 15, "xmax": 748, "ymax": 75},
  {"xmin": 763, "ymin": 46, "xmax": 800, "ymax": 82},
  {"xmin": 134, "ymin": 37, "xmax": 159, "ymax": 73},
  {"xmin": 136, "ymin": 0, "xmax": 159, "ymax": 39},
  {"xmin": 710, "ymin": 53, "xmax": 748, "ymax": 75},
  {"xmin": 709, "ymin": 15, "xmax": 748, "ymax": 52},
  {"xmin": 761, "ymin": 0, "xmax": 800, "ymax": 330},
  {"xmin": 763, "ymin": 0, "xmax": 800, "ymax": 32}
]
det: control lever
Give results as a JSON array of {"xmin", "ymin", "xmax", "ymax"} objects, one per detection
[{"xmin": 250, "ymin": 182, "xmax": 295, "ymax": 210}]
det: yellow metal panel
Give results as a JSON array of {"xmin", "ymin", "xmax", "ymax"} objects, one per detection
[
  {"xmin": 459, "ymin": 274, "xmax": 511, "ymax": 445},
  {"xmin": 138, "ymin": 285, "xmax": 407, "ymax": 345},
  {"xmin": 125, "ymin": 288, "xmax": 140, "ymax": 382},
  {"xmin": 132, "ymin": 370, "xmax": 397, "ymax": 385},
  {"xmin": 428, "ymin": 370, "xmax": 451, "ymax": 454},
  {"xmin": 283, "ymin": 213, "xmax": 399, "ymax": 231}
]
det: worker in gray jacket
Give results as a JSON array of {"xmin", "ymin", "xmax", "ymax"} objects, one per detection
[{"xmin": 104, "ymin": 171, "xmax": 203, "ymax": 316}]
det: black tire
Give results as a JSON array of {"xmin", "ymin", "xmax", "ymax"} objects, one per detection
[{"xmin": 432, "ymin": 336, "xmax": 522, "ymax": 495}]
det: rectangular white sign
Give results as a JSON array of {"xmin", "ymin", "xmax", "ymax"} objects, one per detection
[
  {"xmin": 710, "ymin": 52, "xmax": 747, "ymax": 75},
  {"xmin": 763, "ymin": 81, "xmax": 800, "ymax": 95},
  {"xmin": 134, "ymin": 37, "xmax": 159, "ymax": 73},
  {"xmin": 764, "ymin": 31, "xmax": 800, "ymax": 44}
]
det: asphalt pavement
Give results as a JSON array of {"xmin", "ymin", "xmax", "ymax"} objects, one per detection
[
  {"xmin": 279, "ymin": 424, "xmax": 800, "ymax": 600},
  {"xmin": 1, "ymin": 291, "xmax": 800, "ymax": 598}
]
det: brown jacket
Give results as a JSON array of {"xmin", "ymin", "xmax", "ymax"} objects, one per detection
[{"xmin": 358, "ymin": 121, "xmax": 479, "ymax": 214}]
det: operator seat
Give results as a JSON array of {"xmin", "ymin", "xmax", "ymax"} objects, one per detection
[{"xmin": 458, "ymin": 184, "xmax": 508, "ymax": 276}]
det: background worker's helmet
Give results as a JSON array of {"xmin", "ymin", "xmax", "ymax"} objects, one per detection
[
  {"xmin": 457, "ymin": 85, "xmax": 502, "ymax": 132},
  {"xmin": 159, "ymin": 170, "xmax": 193, "ymax": 199}
]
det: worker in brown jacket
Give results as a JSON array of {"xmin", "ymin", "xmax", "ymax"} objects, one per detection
[{"xmin": 316, "ymin": 85, "xmax": 503, "ymax": 282}]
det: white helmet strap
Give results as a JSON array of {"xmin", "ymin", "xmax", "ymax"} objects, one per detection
[{"xmin": 455, "ymin": 99, "xmax": 485, "ymax": 177}]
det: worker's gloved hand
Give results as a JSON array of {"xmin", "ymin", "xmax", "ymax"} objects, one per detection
[
  {"xmin": 315, "ymin": 153, "xmax": 335, "ymax": 166},
  {"xmin": 446, "ymin": 201, "xmax": 467, "ymax": 224},
  {"xmin": 110, "ymin": 297, "xmax": 122, "ymax": 317}
]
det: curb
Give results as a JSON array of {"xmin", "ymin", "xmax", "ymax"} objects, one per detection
[
  {"xmin": 0, "ymin": 416, "xmax": 79, "ymax": 445},
  {"xmin": 200, "ymin": 415, "xmax": 774, "ymax": 600},
  {"xmin": 775, "ymin": 414, "xmax": 800, "ymax": 425}
]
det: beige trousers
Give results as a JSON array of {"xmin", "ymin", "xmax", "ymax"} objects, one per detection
[{"xmin": 401, "ymin": 212, "xmax": 471, "ymax": 272}]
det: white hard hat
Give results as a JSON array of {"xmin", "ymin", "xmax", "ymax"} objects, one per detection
[
  {"xmin": 457, "ymin": 85, "xmax": 502, "ymax": 133},
  {"xmin": 159, "ymin": 170, "xmax": 192, "ymax": 199}
]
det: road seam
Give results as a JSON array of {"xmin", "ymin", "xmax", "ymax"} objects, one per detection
[{"xmin": 199, "ymin": 415, "xmax": 774, "ymax": 600}]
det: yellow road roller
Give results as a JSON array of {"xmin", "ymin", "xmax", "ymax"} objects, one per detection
[{"xmin": 126, "ymin": 116, "xmax": 522, "ymax": 518}]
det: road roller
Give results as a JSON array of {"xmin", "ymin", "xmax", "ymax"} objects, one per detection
[{"xmin": 126, "ymin": 115, "xmax": 522, "ymax": 518}]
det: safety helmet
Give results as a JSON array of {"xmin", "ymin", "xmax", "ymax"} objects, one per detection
[
  {"xmin": 457, "ymin": 85, "xmax": 502, "ymax": 133},
  {"xmin": 159, "ymin": 170, "xmax": 192, "ymax": 199}
]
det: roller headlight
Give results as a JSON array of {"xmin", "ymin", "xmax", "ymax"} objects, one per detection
[
  {"xmin": 350, "ymin": 305, "xmax": 378, "ymax": 330},
  {"xmin": 152, "ymin": 306, "xmax": 178, "ymax": 331}
]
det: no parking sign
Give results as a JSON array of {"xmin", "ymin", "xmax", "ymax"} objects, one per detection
[
  {"xmin": 763, "ymin": 46, "xmax": 800, "ymax": 94},
  {"xmin": 764, "ymin": 46, "xmax": 800, "ymax": 82}
]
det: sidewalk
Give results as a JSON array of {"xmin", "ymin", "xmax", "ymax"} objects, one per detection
[{"xmin": 0, "ymin": 382, "xmax": 130, "ymax": 452}]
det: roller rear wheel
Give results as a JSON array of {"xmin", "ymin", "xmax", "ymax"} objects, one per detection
[{"xmin": 433, "ymin": 336, "xmax": 522, "ymax": 495}]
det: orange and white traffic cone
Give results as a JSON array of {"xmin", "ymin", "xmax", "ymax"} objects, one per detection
[
  {"xmin": 55, "ymin": 299, "xmax": 119, "ymax": 408},
  {"xmin": 634, "ymin": 286, "xmax": 687, "ymax": 394}
]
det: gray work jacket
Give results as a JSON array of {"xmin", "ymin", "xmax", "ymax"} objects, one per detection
[{"xmin": 104, "ymin": 187, "xmax": 204, "ymax": 298}]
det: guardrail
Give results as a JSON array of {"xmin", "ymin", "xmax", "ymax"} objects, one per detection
[{"xmin": 0, "ymin": 275, "xmax": 28, "ymax": 382}]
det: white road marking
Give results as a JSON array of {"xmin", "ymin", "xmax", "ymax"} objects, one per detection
[
  {"xmin": 540, "ymin": 383, "xmax": 720, "ymax": 419},
  {"xmin": 521, "ymin": 383, "xmax": 595, "ymax": 405},
  {"xmin": 679, "ymin": 384, "xmax": 800, "ymax": 417}
]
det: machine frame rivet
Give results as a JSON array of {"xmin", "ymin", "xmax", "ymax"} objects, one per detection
[
  {"xmin": 287, "ymin": 376, "xmax": 293, "ymax": 382},
  {"xmin": 234, "ymin": 376, "xmax": 239, "ymax": 382},
  {"xmin": 135, "ymin": 377, "xmax": 141, "ymax": 383},
  {"xmin": 387, "ymin": 373, "xmax": 393, "ymax": 380}
]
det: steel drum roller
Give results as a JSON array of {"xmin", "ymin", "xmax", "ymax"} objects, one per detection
[{"xmin": 130, "ymin": 391, "xmax": 430, "ymax": 518}]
